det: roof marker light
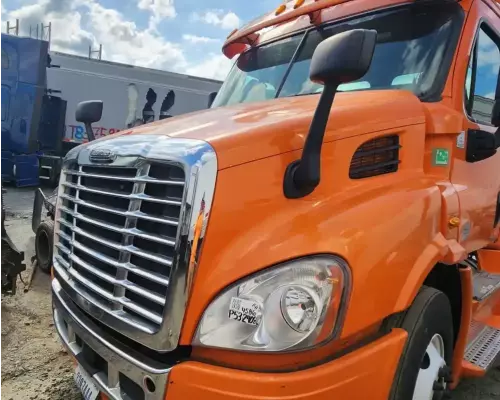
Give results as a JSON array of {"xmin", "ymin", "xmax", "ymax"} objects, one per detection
[
  {"xmin": 275, "ymin": 4, "xmax": 286, "ymax": 15},
  {"xmin": 294, "ymin": 0, "xmax": 306, "ymax": 8}
]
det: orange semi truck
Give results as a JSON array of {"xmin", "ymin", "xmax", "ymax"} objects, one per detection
[{"xmin": 51, "ymin": 0, "xmax": 500, "ymax": 399}]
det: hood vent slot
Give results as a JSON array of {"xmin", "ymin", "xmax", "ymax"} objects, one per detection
[{"xmin": 349, "ymin": 135, "xmax": 401, "ymax": 179}]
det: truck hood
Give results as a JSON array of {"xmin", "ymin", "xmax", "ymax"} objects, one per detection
[{"xmin": 93, "ymin": 90, "xmax": 425, "ymax": 169}]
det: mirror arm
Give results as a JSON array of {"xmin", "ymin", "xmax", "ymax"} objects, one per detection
[
  {"xmin": 284, "ymin": 83, "xmax": 337, "ymax": 199},
  {"xmin": 84, "ymin": 122, "xmax": 96, "ymax": 142}
]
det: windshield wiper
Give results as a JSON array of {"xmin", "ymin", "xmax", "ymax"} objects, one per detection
[
  {"xmin": 274, "ymin": 30, "xmax": 310, "ymax": 99},
  {"xmin": 290, "ymin": 92, "xmax": 317, "ymax": 97}
]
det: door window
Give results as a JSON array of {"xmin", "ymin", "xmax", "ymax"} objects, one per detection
[{"xmin": 465, "ymin": 25, "xmax": 500, "ymax": 125}]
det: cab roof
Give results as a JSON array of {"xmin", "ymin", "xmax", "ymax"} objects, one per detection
[{"xmin": 222, "ymin": 0, "xmax": 465, "ymax": 59}]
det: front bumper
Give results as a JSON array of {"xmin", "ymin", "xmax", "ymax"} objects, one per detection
[
  {"xmin": 53, "ymin": 277, "xmax": 407, "ymax": 400},
  {"xmin": 166, "ymin": 330, "xmax": 407, "ymax": 400},
  {"xmin": 52, "ymin": 278, "xmax": 171, "ymax": 400}
]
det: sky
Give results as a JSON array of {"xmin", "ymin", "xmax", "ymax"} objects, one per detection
[{"xmin": 1, "ymin": 0, "xmax": 276, "ymax": 81}]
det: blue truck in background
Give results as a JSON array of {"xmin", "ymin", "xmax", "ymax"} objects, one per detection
[
  {"xmin": 1, "ymin": 33, "xmax": 66, "ymax": 187},
  {"xmin": 1, "ymin": 33, "xmax": 222, "ymax": 188}
]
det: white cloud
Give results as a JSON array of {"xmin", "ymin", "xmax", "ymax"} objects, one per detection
[
  {"xmin": 87, "ymin": 2, "xmax": 186, "ymax": 70},
  {"xmin": 6, "ymin": 0, "xmax": 95, "ymax": 55},
  {"xmin": 3, "ymin": 0, "xmax": 231, "ymax": 80},
  {"xmin": 186, "ymin": 53, "xmax": 233, "ymax": 81},
  {"xmin": 137, "ymin": 0, "xmax": 176, "ymax": 31},
  {"xmin": 138, "ymin": 0, "xmax": 175, "ymax": 19},
  {"xmin": 182, "ymin": 34, "xmax": 218, "ymax": 44},
  {"xmin": 192, "ymin": 10, "xmax": 240, "ymax": 30}
]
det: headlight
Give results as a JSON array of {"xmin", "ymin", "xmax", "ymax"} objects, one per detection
[{"xmin": 193, "ymin": 255, "xmax": 350, "ymax": 352}]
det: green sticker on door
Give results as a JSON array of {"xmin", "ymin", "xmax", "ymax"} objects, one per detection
[{"xmin": 433, "ymin": 148, "xmax": 450, "ymax": 166}]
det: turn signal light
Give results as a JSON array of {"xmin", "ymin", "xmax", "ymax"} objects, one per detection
[
  {"xmin": 275, "ymin": 4, "xmax": 286, "ymax": 15},
  {"xmin": 294, "ymin": 0, "xmax": 306, "ymax": 8}
]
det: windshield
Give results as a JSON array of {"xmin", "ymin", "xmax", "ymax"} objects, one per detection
[{"xmin": 213, "ymin": 2, "xmax": 464, "ymax": 108}]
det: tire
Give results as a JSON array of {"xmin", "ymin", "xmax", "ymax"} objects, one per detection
[
  {"xmin": 390, "ymin": 286, "xmax": 454, "ymax": 400},
  {"xmin": 35, "ymin": 220, "xmax": 54, "ymax": 274}
]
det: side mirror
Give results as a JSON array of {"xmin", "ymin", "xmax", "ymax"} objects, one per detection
[
  {"xmin": 284, "ymin": 29, "xmax": 377, "ymax": 199},
  {"xmin": 75, "ymin": 100, "xmax": 103, "ymax": 142},
  {"xmin": 309, "ymin": 29, "xmax": 377, "ymax": 86},
  {"xmin": 466, "ymin": 129, "xmax": 499, "ymax": 163},
  {"xmin": 76, "ymin": 100, "xmax": 103, "ymax": 124},
  {"xmin": 208, "ymin": 91, "xmax": 218, "ymax": 108}
]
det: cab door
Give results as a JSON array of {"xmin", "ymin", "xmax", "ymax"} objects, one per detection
[{"xmin": 451, "ymin": 0, "xmax": 500, "ymax": 252}]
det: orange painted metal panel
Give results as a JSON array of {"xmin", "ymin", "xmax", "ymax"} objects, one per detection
[
  {"xmin": 166, "ymin": 329, "xmax": 407, "ymax": 400},
  {"xmin": 179, "ymin": 117, "xmax": 448, "ymax": 346}
]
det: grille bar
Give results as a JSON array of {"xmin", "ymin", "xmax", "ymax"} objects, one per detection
[
  {"xmin": 66, "ymin": 238, "xmax": 169, "ymax": 286},
  {"xmin": 59, "ymin": 193, "xmax": 179, "ymax": 226},
  {"xmin": 70, "ymin": 253, "xmax": 166, "ymax": 305},
  {"xmin": 57, "ymin": 239, "xmax": 168, "ymax": 301},
  {"xmin": 59, "ymin": 205, "xmax": 176, "ymax": 246},
  {"xmin": 54, "ymin": 263, "xmax": 158, "ymax": 334},
  {"xmin": 57, "ymin": 255, "xmax": 163, "ymax": 324},
  {"xmin": 62, "ymin": 182, "xmax": 182, "ymax": 205},
  {"xmin": 57, "ymin": 218, "xmax": 174, "ymax": 267},
  {"xmin": 55, "ymin": 159, "xmax": 186, "ymax": 333},
  {"xmin": 349, "ymin": 135, "xmax": 401, "ymax": 179},
  {"xmin": 66, "ymin": 170, "xmax": 185, "ymax": 186},
  {"xmin": 53, "ymin": 137, "xmax": 217, "ymax": 352}
]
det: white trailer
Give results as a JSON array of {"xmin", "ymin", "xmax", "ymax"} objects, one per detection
[{"xmin": 47, "ymin": 52, "xmax": 222, "ymax": 142}]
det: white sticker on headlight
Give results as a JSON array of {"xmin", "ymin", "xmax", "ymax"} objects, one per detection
[{"xmin": 228, "ymin": 297, "xmax": 261, "ymax": 325}]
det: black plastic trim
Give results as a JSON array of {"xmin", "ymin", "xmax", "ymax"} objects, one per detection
[
  {"xmin": 464, "ymin": 20, "xmax": 500, "ymax": 126},
  {"xmin": 495, "ymin": 192, "xmax": 500, "ymax": 228},
  {"xmin": 349, "ymin": 135, "xmax": 401, "ymax": 179}
]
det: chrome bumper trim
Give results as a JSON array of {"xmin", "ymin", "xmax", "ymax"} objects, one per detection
[{"xmin": 52, "ymin": 278, "xmax": 171, "ymax": 400}]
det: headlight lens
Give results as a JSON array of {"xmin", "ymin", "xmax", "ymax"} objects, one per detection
[{"xmin": 193, "ymin": 255, "xmax": 349, "ymax": 352}]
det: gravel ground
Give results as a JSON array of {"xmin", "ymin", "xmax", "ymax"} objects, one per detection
[{"xmin": 1, "ymin": 187, "xmax": 499, "ymax": 399}]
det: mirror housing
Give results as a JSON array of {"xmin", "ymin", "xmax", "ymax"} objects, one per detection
[
  {"xmin": 75, "ymin": 100, "xmax": 103, "ymax": 142},
  {"xmin": 309, "ymin": 29, "xmax": 377, "ymax": 86},
  {"xmin": 76, "ymin": 100, "xmax": 103, "ymax": 124},
  {"xmin": 466, "ymin": 129, "xmax": 499, "ymax": 163},
  {"xmin": 465, "ymin": 129, "xmax": 500, "ymax": 163},
  {"xmin": 208, "ymin": 91, "xmax": 218, "ymax": 108},
  {"xmin": 284, "ymin": 29, "xmax": 377, "ymax": 199}
]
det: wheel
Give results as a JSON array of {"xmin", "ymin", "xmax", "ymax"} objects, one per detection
[
  {"xmin": 35, "ymin": 220, "xmax": 54, "ymax": 274},
  {"xmin": 390, "ymin": 286, "xmax": 454, "ymax": 400}
]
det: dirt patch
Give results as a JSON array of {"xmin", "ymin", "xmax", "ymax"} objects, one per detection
[
  {"xmin": 1, "ymin": 265, "xmax": 82, "ymax": 400},
  {"xmin": 1, "ymin": 212, "xmax": 82, "ymax": 400}
]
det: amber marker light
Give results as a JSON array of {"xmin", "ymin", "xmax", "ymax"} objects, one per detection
[
  {"xmin": 294, "ymin": 0, "xmax": 306, "ymax": 9},
  {"xmin": 275, "ymin": 4, "xmax": 286, "ymax": 15}
]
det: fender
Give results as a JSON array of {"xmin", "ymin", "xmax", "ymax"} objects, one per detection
[{"xmin": 395, "ymin": 233, "xmax": 467, "ymax": 311}]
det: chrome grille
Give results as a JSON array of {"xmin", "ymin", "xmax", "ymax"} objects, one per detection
[{"xmin": 55, "ymin": 162, "xmax": 185, "ymax": 331}]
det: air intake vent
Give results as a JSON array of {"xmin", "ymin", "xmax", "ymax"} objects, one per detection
[{"xmin": 349, "ymin": 135, "xmax": 401, "ymax": 179}]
